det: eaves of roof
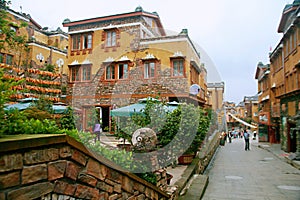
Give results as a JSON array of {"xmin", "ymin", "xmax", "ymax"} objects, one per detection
[
  {"xmin": 278, "ymin": 4, "xmax": 298, "ymax": 33},
  {"xmin": 63, "ymin": 11, "xmax": 166, "ymax": 36}
]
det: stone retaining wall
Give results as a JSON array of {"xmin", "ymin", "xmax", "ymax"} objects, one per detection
[
  {"xmin": 0, "ymin": 134, "xmax": 169, "ymax": 200},
  {"xmin": 174, "ymin": 131, "xmax": 220, "ymax": 197}
]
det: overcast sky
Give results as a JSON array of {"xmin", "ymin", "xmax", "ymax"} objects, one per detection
[{"xmin": 10, "ymin": 0, "xmax": 289, "ymax": 104}]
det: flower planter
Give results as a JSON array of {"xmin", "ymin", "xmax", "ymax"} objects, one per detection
[{"xmin": 178, "ymin": 154, "xmax": 194, "ymax": 165}]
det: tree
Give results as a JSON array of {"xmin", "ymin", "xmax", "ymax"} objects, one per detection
[
  {"xmin": 0, "ymin": 0, "xmax": 29, "ymax": 68},
  {"xmin": 0, "ymin": 68, "xmax": 24, "ymax": 135}
]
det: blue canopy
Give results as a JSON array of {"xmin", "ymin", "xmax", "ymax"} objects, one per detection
[
  {"xmin": 110, "ymin": 101, "xmax": 179, "ymax": 117},
  {"xmin": 110, "ymin": 103, "xmax": 145, "ymax": 117},
  {"xmin": 4, "ymin": 98, "xmax": 68, "ymax": 114}
]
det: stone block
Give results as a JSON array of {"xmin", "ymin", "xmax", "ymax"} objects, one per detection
[
  {"xmin": 137, "ymin": 194, "xmax": 146, "ymax": 200},
  {"xmin": 0, "ymin": 171, "xmax": 20, "ymax": 189},
  {"xmin": 7, "ymin": 182, "xmax": 54, "ymax": 200},
  {"xmin": 53, "ymin": 180, "xmax": 76, "ymax": 196},
  {"xmin": 86, "ymin": 159, "xmax": 106, "ymax": 180},
  {"xmin": 99, "ymin": 192, "xmax": 109, "ymax": 200},
  {"xmin": 75, "ymin": 184, "xmax": 99, "ymax": 199},
  {"xmin": 96, "ymin": 181, "xmax": 113, "ymax": 193},
  {"xmin": 133, "ymin": 182, "xmax": 145, "ymax": 193},
  {"xmin": 48, "ymin": 160, "xmax": 67, "ymax": 181},
  {"xmin": 121, "ymin": 192, "xmax": 130, "ymax": 199},
  {"xmin": 145, "ymin": 187, "xmax": 156, "ymax": 199},
  {"xmin": 22, "ymin": 164, "xmax": 47, "ymax": 184},
  {"xmin": 107, "ymin": 170, "xmax": 122, "ymax": 183},
  {"xmin": 0, "ymin": 154, "xmax": 23, "ymax": 172},
  {"xmin": 105, "ymin": 178, "xmax": 116, "ymax": 186},
  {"xmin": 24, "ymin": 148, "xmax": 59, "ymax": 165},
  {"xmin": 59, "ymin": 146, "xmax": 72, "ymax": 158},
  {"xmin": 113, "ymin": 183, "xmax": 122, "ymax": 193},
  {"xmin": 127, "ymin": 195, "xmax": 136, "ymax": 200},
  {"xmin": 71, "ymin": 149, "xmax": 88, "ymax": 166},
  {"xmin": 65, "ymin": 161, "xmax": 81, "ymax": 180},
  {"xmin": 108, "ymin": 193, "xmax": 119, "ymax": 200},
  {"xmin": 122, "ymin": 176, "xmax": 133, "ymax": 194},
  {"xmin": 78, "ymin": 172, "xmax": 97, "ymax": 187}
]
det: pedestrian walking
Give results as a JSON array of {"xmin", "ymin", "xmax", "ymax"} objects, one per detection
[
  {"xmin": 228, "ymin": 131, "xmax": 232, "ymax": 143},
  {"xmin": 93, "ymin": 122, "xmax": 101, "ymax": 142},
  {"xmin": 243, "ymin": 129, "xmax": 250, "ymax": 150}
]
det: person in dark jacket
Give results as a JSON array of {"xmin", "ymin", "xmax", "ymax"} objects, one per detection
[{"xmin": 244, "ymin": 129, "xmax": 250, "ymax": 151}]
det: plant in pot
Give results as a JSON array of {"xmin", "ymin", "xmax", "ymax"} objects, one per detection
[{"xmin": 177, "ymin": 107, "xmax": 211, "ymax": 165}]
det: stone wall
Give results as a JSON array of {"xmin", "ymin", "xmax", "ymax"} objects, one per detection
[
  {"xmin": 174, "ymin": 131, "xmax": 220, "ymax": 197},
  {"xmin": 0, "ymin": 134, "xmax": 169, "ymax": 200}
]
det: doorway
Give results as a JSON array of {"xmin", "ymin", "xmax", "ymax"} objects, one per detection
[{"xmin": 101, "ymin": 106, "xmax": 110, "ymax": 132}]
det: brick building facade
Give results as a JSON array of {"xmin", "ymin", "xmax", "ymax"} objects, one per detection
[
  {"xmin": 0, "ymin": 8, "xmax": 68, "ymax": 102},
  {"xmin": 256, "ymin": 0, "xmax": 300, "ymax": 155},
  {"xmin": 63, "ymin": 7, "xmax": 208, "ymax": 131}
]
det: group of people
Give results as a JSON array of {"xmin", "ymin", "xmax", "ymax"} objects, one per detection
[{"xmin": 221, "ymin": 129, "xmax": 255, "ymax": 151}]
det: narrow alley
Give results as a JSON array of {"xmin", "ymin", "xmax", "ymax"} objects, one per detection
[{"xmin": 202, "ymin": 138, "xmax": 300, "ymax": 200}]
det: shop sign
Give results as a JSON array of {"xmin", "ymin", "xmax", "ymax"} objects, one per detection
[{"xmin": 259, "ymin": 112, "xmax": 270, "ymax": 125}]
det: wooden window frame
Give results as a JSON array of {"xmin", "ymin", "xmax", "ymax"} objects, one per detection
[
  {"xmin": 105, "ymin": 65, "xmax": 115, "ymax": 80},
  {"xmin": 143, "ymin": 61, "xmax": 156, "ymax": 79},
  {"xmin": 70, "ymin": 66, "xmax": 80, "ymax": 82},
  {"xmin": 82, "ymin": 65, "xmax": 92, "ymax": 81},
  {"xmin": 6, "ymin": 54, "xmax": 13, "ymax": 65},
  {"xmin": 69, "ymin": 64, "xmax": 92, "ymax": 82},
  {"xmin": 106, "ymin": 30, "xmax": 116, "ymax": 47},
  {"xmin": 118, "ymin": 63, "xmax": 129, "ymax": 80},
  {"xmin": 82, "ymin": 33, "xmax": 93, "ymax": 50},
  {"xmin": 171, "ymin": 58, "xmax": 185, "ymax": 77},
  {"xmin": 105, "ymin": 61, "xmax": 131, "ymax": 81},
  {"xmin": 71, "ymin": 32, "xmax": 93, "ymax": 52},
  {"xmin": 71, "ymin": 34, "xmax": 81, "ymax": 51},
  {"xmin": 0, "ymin": 53, "xmax": 4, "ymax": 63}
]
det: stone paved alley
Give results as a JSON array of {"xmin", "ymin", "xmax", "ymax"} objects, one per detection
[{"xmin": 201, "ymin": 138, "xmax": 300, "ymax": 200}]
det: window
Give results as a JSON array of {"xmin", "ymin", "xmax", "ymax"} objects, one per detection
[
  {"xmin": 106, "ymin": 31, "xmax": 116, "ymax": 47},
  {"xmin": 118, "ymin": 63, "xmax": 128, "ymax": 79},
  {"xmin": 6, "ymin": 54, "xmax": 13, "ymax": 65},
  {"xmin": 83, "ymin": 33, "xmax": 92, "ymax": 49},
  {"xmin": 106, "ymin": 65, "xmax": 115, "ymax": 80},
  {"xmin": 105, "ymin": 62, "xmax": 131, "ymax": 80},
  {"xmin": 72, "ymin": 34, "xmax": 81, "ymax": 50},
  {"xmin": 69, "ymin": 65, "xmax": 91, "ymax": 82},
  {"xmin": 70, "ymin": 66, "xmax": 80, "ymax": 82},
  {"xmin": 144, "ymin": 62, "xmax": 155, "ymax": 78},
  {"xmin": 190, "ymin": 62, "xmax": 200, "ymax": 84},
  {"xmin": 172, "ymin": 59, "xmax": 184, "ymax": 77},
  {"xmin": 71, "ymin": 33, "xmax": 93, "ymax": 51},
  {"xmin": 0, "ymin": 53, "xmax": 3, "ymax": 63},
  {"xmin": 82, "ymin": 65, "xmax": 91, "ymax": 81}
]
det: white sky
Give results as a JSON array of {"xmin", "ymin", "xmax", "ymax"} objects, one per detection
[{"xmin": 10, "ymin": 0, "xmax": 290, "ymax": 104}]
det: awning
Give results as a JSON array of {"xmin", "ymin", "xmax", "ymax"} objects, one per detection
[
  {"xmin": 110, "ymin": 99, "xmax": 179, "ymax": 117},
  {"xmin": 227, "ymin": 112, "xmax": 257, "ymax": 129},
  {"xmin": 4, "ymin": 98, "xmax": 68, "ymax": 114}
]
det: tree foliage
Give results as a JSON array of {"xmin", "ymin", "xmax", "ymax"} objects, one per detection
[{"xmin": 113, "ymin": 99, "xmax": 212, "ymax": 166}]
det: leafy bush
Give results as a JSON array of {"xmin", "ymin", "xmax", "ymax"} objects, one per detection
[{"xmin": 113, "ymin": 100, "xmax": 211, "ymax": 166}]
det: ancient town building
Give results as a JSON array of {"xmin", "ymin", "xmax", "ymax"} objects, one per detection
[
  {"xmin": 0, "ymin": 8, "xmax": 68, "ymax": 102},
  {"xmin": 62, "ymin": 6, "xmax": 208, "ymax": 131},
  {"xmin": 256, "ymin": 0, "xmax": 300, "ymax": 154}
]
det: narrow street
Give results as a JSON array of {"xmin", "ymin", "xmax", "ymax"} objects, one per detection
[{"xmin": 202, "ymin": 138, "xmax": 300, "ymax": 200}]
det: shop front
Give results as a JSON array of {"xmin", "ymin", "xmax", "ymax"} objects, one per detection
[{"xmin": 258, "ymin": 112, "xmax": 270, "ymax": 142}]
